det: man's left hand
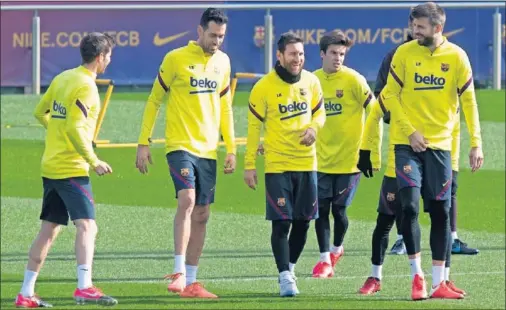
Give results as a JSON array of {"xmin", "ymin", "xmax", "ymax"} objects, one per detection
[{"xmin": 300, "ymin": 128, "xmax": 316, "ymax": 146}]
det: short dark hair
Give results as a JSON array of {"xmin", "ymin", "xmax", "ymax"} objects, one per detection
[
  {"xmin": 319, "ymin": 30, "xmax": 354, "ymax": 53},
  {"xmin": 200, "ymin": 8, "xmax": 228, "ymax": 29},
  {"xmin": 411, "ymin": 2, "xmax": 446, "ymax": 27},
  {"xmin": 277, "ymin": 32, "xmax": 303, "ymax": 53},
  {"xmin": 80, "ymin": 32, "xmax": 115, "ymax": 64}
]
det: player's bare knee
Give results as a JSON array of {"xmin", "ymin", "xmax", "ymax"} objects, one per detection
[
  {"xmin": 177, "ymin": 190, "xmax": 196, "ymax": 211},
  {"xmin": 74, "ymin": 219, "xmax": 98, "ymax": 236},
  {"xmin": 192, "ymin": 206, "xmax": 210, "ymax": 224}
]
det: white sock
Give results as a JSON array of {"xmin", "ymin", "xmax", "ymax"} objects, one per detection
[
  {"xmin": 77, "ymin": 264, "xmax": 92, "ymax": 289},
  {"xmin": 185, "ymin": 265, "xmax": 198, "ymax": 286},
  {"xmin": 371, "ymin": 264, "xmax": 382, "ymax": 280},
  {"xmin": 289, "ymin": 263, "xmax": 296, "ymax": 274},
  {"xmin": 409, "ymin": 257, "xmax": 422, "ymax": 279},
  {"xmin": 397, "ymin": 234, "xmax": 403, "ymax": 241},
  {"xmin": 174, "ymin": 255, "xmax": 185, "ymax": 274},
  {"xmin": 432, "ymin": 265, "xmax": 445, "ymax": 288},
  {"xmin": 331, "ymin": 245, "xmax": 343, "ymax": 254},
  {"xmin": 451, "ymin": 231, "xmax": 458, "ymax": 242},
  {"xmin": 319, "ymin": 252, "xmax": 331, "ymax": 264},
  {"xmin": 20, "ymin": 269, "xmax": 38, "ymax": 297},
  {"xmin": 444, "ymin": 267, "xmax": 450, "ymax": 281}
]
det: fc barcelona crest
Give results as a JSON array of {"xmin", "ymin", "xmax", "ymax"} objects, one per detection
[
  {"xmin": 214, "ymin": 66, "xmax": 220, "ymax": 74},
  {"xmin": 387, "ymin": 192, "xmax": 396, "ymax": 202},
  {"xmin": 254, "ymin": 26, "xmax": 265, "ymax": 48},
  {"xmin": 336, "ymin": 89, "xmax": 344, "ymax": 98},
  {"xmin": 403, "ymin": 165, "xmax": 412, "ymax": 174},
  {"xmin": 300, "ymin": 88, "xmax": 307, "ymax": 96},
  {"xmin": 441, "ymin": 63, "xmax": 450, "ymax": 72},
  {"xmin": 181, "ymin": 168, "xmax": 190, "ymax": 177},
  {"xmin": 277, "ymin": 198, "xmax": 286, "ymax": 207}
]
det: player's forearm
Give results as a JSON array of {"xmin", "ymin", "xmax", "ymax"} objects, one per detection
[
  {"xmin": 310, "ymin": 98, "xmax": 325, "ymax": 133},
  {"xmin": 34, "ymin": 113, "xmax": 49, "ymax": 128},
  {"xmin": 461, "ymin": 93, "xmax": 482, "ymax": 148},
  {"xmin": 220, "ymin": 96, "xmax": 237, "ymax": 154},
  {"xmin": 361, "ymin": 104, "xmax": 383, "ymax": 152},
  {"xmin": 138, "ymin": 90, "xmax": 164, "ymax": 145},
  {"xmin": 244, "ymin": 120, "xmax": 262, "ymax": 170},
  {"xmin": 66, "ymin": 125, "xmax": 100, "ymax": 167},
  {"xmin": 33, "ymin": 102, "xmax": 50, "ymax": 128}
]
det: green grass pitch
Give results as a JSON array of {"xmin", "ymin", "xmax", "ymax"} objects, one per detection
[{"xmin": 1, "ymin": 89, "xmax": 504, "ymax": 309}]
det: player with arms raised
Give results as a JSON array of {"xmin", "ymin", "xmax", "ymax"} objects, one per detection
[
  {"xmin": 311, "ymin": 31, "xmax": 380, "ymax": 278},
  {"xmin": 15, "ymin": 32, "xmax": 117, "ymax": 308},
  {"xmin": 244, "ymin": 33, "xmax": 326, "ymax": 297},
  {"xmin": 135, "ymin": 8, "xmax": 236, "ymax": 299},
  {"xmin": 381, "ymin": 2, "xmax": 483, "ymax": 300}
]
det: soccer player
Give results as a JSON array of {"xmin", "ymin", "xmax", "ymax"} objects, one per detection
[
  {"xmin": 15, "ymin": 32, "xmax": 117, "ymax": 308},
  {"xmin": 357, "ymin": 98, "xmax": 464, "ymax": 297},
  {"xmin": 374, "ymin": 11, "xmax": 479, "ymax": 257},
  {"xmin": 380, "ymin": 2, "xmax": 483, "ymax": 300},
  {"xmin": 311, "ymin": 31, "xmax": 379, "ymax": 278},
  {"xmin": 135, "ymin": 8, "xmax": 236, "ymax": 299},
  {"xmin": 244, "ymin": 32, "xmax": 325, "ymax": 297}
]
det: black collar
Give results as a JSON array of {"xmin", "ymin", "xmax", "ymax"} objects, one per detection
[{"xmin": 274, "ymin": 61, "xmax": 301, "ymax": 84}]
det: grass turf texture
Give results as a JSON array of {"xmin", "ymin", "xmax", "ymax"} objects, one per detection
[{"xmin": 1, "ymin": 89, "xmax": 505, "ymax": 309}]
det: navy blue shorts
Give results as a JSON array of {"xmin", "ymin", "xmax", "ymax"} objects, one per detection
[
  {"xmin": 40, "ymin": 177, "xmax": 95, "ymax": 226},
  {"xmin": 265, "ymin": 172, "xmax": 318, "ymax": 221},
  {"xmin": 317, "ymin": 172, "xmax": 361, "ymax": 207},
  {"xmin": 451, "ymin": 170, "xmax": 458, "ymax": 198},
  {"xmin": 395, "ymin": 145, "xmax": 452, "ymax": 202},
  {"xmin": 377, "ymin": 176, "xmax": 401, "ymax": 216},
  {"xmin": 166, "ymin": 151, "xmax": 217, "ymax": 206}
]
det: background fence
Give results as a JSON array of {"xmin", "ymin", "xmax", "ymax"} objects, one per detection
[{"xmin": 1, "ymin": 1, "xmax": 505, "ymax": 92}]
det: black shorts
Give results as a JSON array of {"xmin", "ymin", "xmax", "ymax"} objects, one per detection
[
  {"xmin": 317, "ymin": 172, "xmax": 361, "ymax": 207},
  {"xmin": 265, "ymin": 171, "xmax": 318, "ymax": 221},
  {"xmin": 166, "ymin": 151, "xmax": 217, "ymax": 206},
  {"xmin": 423, "ymin": 170, "xmax": 459, "ymax": 212},
  {"xmin": 394, "ymin": 145, "xmax": 452, "ymax": 201},
  {"xmin": 40, "ymin": 176, "xmax": 95, "ymax": 226},
  {"xmin": 377, "ymin": 176, "xmax": 401, "ymax": 216}
]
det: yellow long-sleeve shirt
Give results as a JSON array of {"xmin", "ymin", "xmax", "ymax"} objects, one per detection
[
  {"xmin": 138, "ymin": 41, "xmax": 236, "ymax": 159},
  {"xmin": 381, "ymin": 38, "xmax": 482, "ymax": 151},
  {"xmin": 245, "ymin": 69, "xmax": 326, "ymax": 173}
]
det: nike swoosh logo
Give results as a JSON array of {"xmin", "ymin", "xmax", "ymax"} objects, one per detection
[
  {"xmin": 153, "ymin": 31, "xmax": 190, "ymax": 46},
  {"xmin": 443, "ymin": 28, "xmax": 465, "ymax": 38},
  {"xmin": 442, "ymin": 180, "xmax": 450, "ymax": 187},
  {"xmin": 339, "ymin": 189, "xmax": 347, "ymax": 195}
]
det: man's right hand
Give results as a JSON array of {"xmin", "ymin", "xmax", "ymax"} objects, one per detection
[
  {"xmin": 136, "ymin": 144, "xmax": 153, "ymax": 174},
  {"xmin": 408, "ymin": 131, "xmax": 428, "ymax": 153},
  {"xmin": 244, "ymin": 169, "xmax": 258, "ymax": 190},
  {"xmin": 357, "ymin": 150, "xmax": 374, "ymax": 178},
  {"xmin": 94, "ymin": 160, "xmax": 113, "ymax": 176}
]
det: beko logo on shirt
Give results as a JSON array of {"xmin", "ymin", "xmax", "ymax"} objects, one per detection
[
  {"xmin": 52, "ymin": 100, "xmax": 67, "ymax": 119},
  {"xmin": 324, "ymin": 101, "xmax": 342, "ymax": 116},
  {"xmin": 278, "ymin": 101, "xmax": 308, "ymax": 120},
  {"xmin": 414, "ymin": 72, "xmax": 445, "ymax": 90},
  {"xmin": 189, "ymin": 76, "xmax": 218, "ymax": 94}
]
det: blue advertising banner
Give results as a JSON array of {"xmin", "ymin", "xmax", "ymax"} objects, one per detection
[{"xmin": 1, "ymin": 7, "xmax": 504, "ymax": 86}]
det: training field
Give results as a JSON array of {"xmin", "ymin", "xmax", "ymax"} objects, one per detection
[{"xmin": 1, "ymin": 89, "xmax": 505, "ymax": 309}]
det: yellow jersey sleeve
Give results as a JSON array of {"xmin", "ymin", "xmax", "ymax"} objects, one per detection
[
  {"xmin": 33, "ymin": 83, "xmax": 53, "ymax": 129},
  {"xmin": 245, "ymin": 81, "xmax": 266, "ymax": 170},
  {"xmin": 65, "ymin": 84, "xmax": 100, "ymax": 168},
  {"xmin": 138, "ymin": 52, "xmax": 176, "ymax": 145},
  {"xmin": 361, "ymin": 98, "xmax": 386, "ymax": 169},
  {"xmin": 381, "ymin": 49, "xmax": 417, "ymax": 137},
  {"xmin": 219, "ymin": 61, "xmax": 236, "ymax": 154},
  {"xmin": 354, "ymin": 74, "xmax": 374, "ymax": 111},
  {"xmin": 309, "ymin": 78, "xmax": 325, "ymax": 133},
  {"xmin": 457, "ymin": 51, "xmax": 482, "ymax": 148}
]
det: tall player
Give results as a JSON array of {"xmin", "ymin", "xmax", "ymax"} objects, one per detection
[
  {"xmin": 374, "ymin": 10, "xmax": 479, "ymax": 256},
  {"xmin": 381, "ymin": 2, "xmax": 483, "ymax": 300},
  {"xmin": 15, "ymin": 33, "xmax": 117, "ymax": 308},
  {"xmin": 357, "ymin": 96, "xmax": 465, "ymax": 297},
  {"xmin": 311, "ymin": 31, "xmax": 380, "ymax": 278},
  {"xmin": 244, "ymin": 32, "xmax": 326, "ymax": 297},
  {"xmin": 135, "ymin": 8, "xmax": 236, "ymax": 299}
]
